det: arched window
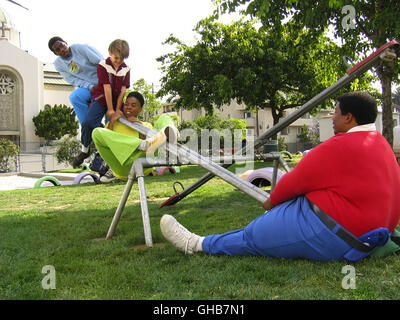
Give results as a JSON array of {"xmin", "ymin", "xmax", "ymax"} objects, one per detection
[
  {"xmin": 0, "ymin": 73, "xmax": 16, "ymax": 95},
  {"xmin": 0, "ymin": 69, "xmax": 20, "ymax": 133}
]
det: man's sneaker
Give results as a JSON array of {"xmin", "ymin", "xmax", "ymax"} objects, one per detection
[
  {"xmin": 100, "ymin": 168, "xmax": 117, "ymax": 183},
  {"xmin": 160, "ymin": 215, "xmax": 204, "ymax": 254},
  {"xmin": 73, "ymin": 151, "xmax": 90, "ymax": 169}
]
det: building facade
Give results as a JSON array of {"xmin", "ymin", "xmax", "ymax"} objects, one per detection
[{"xmin": 0, "ymin": 6, "xmax": 73, "ymax": 152}]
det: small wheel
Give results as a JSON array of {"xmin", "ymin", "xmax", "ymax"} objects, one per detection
[
  {"xmin": 73, "ymin": 172, "xmax": 101, "ymax": 185},
  {"xmin": 34, "ymin": 176, "xmax": 61, "ymax": 188},
  {"xmin": 157, "ymin": 166, "xmax": 176, "ymax": 176}
]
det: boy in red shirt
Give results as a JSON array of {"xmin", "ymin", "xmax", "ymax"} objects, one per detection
[
  {"xmin": 73, "ymin": 39, "xmax": 130, "ymax": 168},
  {"xmin": 160, "ymin": 92, "xmax": 400, "ymax": 262}
]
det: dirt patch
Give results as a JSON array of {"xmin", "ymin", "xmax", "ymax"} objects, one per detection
[
  {"xmin": 48, "ymin": 204, "xmax": 73, "ymax": 210},
  {"xmin": 130, "ymin": 197, "xmax": 170, "ymax": 204},
  {"xmin": 132, "ymin": 243, "xmax": 166, "ymax": 251},
  {"xmin": 92, "ymin": 237, "xmax": 112, "ymax": 241}
]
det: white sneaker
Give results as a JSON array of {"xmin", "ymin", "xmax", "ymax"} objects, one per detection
[
  {"xmin": 100, "ymin": 168, "xmax": 117, "ymax": 183},
  {"xmin": 160, "ymin": 215, "xmax": 204, "ymax": 254}
]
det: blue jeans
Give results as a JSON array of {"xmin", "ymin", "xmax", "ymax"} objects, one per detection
[
  {"xmin": 202, "ymin": 196, "xmax": 352, "ymax": 262},
  {"xmin": 69, "ymin": 88, "xmax": 91, "ymax": 125},
  {"xmin": 81, "ymin": 100, "xmax": 109, "ymax": 148}
]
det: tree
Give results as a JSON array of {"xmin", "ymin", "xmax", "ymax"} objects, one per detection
[
  {"xmin": 128, "ymin": 78, "xmax": 163, "ymax": 122},
  {"xmin": 157, "ymin": 17, "xmax": 374, "ymax": 138},
  {"xmin": 215, "ymin": 0, "xmax": 400, "ymax": 146},
  {"xmin": 32, "ymin": 104, "xmax": 79, "ymax": 142}
]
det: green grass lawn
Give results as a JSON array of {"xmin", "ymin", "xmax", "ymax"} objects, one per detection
[{"xmin": 1, "ymin": 161, "xmax": 400, "ymax": 300}]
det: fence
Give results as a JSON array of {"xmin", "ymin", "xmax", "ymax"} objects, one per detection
[
  {"xmin": 3, "ymin": 141, "xmax": 70, "ymax": 173},
  {"xmin": 286, "ymin": 142, "xmax": 316, "ymax": 154}
]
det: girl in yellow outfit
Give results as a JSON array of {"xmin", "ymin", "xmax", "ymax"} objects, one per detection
[{"xmin": 92, "ymin": 91, "xmax": 177, "ymax": 181}]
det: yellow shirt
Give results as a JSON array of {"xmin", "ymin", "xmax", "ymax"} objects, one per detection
[{"xmin": 106, "ymin": 120, "xmax": 153, "ymax": 136}]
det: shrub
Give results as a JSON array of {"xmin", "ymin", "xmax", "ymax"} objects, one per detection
[
  {"xmin": 278, "ymin": 136, "xmax": 287, "ymax": 152},
  {"xmin": 0, "ymin": 138, "xmax": 21, "ymax": 172},
  {"xmin": 54, "ymin": 137, "xmax": 81, "ymax": 167},
  {"xmin": 297, "ymin": 123, "xmax": 320, "ymax": 146},
  {"xmin": 32, "ymin": 104, "xmax": 79, "ymax": 141}
]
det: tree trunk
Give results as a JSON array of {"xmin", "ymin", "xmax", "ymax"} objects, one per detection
[
  {"xmin": 270, "ymin": 106, "xmax": 280, "ymax": 141},
  {"xmin": 376, "ymin": 62, "xmax": 395, "ymax": 148},
  {"xmin": 256, "ymin": 107, "xmax": 259, "ymax": 137}
]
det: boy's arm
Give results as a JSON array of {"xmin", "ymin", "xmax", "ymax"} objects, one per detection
[
  {"xmin": 103, "ymin": 84, "xmax": 116, "ymax": 118},
  {"xmin": 107, "ymin": 111, "xmax": 122, "ymax": 131},
  {"xmin": 115, "ymin": 86, "xmax": 127, "ymax": 112}
]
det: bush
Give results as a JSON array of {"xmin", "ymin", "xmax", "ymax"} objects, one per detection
[
  {"xmin": 54, "ymin": 137, "xmax": 81, "ymax": 167},
  {"xmin": 297, "ymin": 123, "xmax": 320, "ymax": 146},
  {"xmin": 32, "ymin": 104, "xmax": 79, "ymax": 141},
  {"xmin": 0, "ymin": 138, "xmax": 21, "ymax": 172},
  {"xmin": 278, "ymin": 136, "xmax": 287, "ymax": 152}
]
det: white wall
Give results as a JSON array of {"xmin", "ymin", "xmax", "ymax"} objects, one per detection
[
  {"xmin": 393, "ymin": 125, "xmax": 400, "ymax": 153},
  {"xmin": 0, "ymin": 39, "xmax": 43, "ymax": 149},
  {"xmin": 43, "ymin": 84, "xmax": 74, "ymax": 109}
]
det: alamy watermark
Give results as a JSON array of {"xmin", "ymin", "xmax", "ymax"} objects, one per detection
[
  {"xmin": 42, "ymin": 265, "xmax": 56, "ymax": 290},
  {"xmin": 341, "ymin": 265, "xmax": 356, "ymax": 290},
  {"xmin": 152, "ymin": 128, "xmax": 256, "ymax": 174},
  {"xmin": 342, "ymin": 5, "xmax": 356, "ymax": 30}
]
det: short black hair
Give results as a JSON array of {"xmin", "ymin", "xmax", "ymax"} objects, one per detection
[
  {"xmin": 337, "ymin": 91, "xmax": 377, "ymax": 125},
  {"xmin": 126, "ymin": 91, "xmax": 145, "ymax": 107},
  {"xmin": 48, "ymin": 36, "xmax": 66, "ymax": 52}
]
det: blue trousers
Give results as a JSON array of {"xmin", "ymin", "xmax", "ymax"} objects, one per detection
[
  {"xmin": 69, "ymin": 88, "xmax": 91, "ymax": 125},
  {"xmin": 202, "ymin": 196, "xmax": 352, "ymax": 261},
  {"xmin": 81, "ymin": 100, "xmax": 110, "ymax": 148}
]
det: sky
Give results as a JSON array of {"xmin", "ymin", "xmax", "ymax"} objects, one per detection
[{"xmin": 1, "ymin": 0, "xmax": 238, "ymax": 89}]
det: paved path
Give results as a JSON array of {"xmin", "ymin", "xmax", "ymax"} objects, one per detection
[{"xmin": 0, "ymin": 172, "xmax": 96, "ymax": 191}]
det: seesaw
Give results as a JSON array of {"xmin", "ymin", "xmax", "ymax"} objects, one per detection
[{"xmin": 105, "ymin": 40, "xmax": 400, "ymax": 247}]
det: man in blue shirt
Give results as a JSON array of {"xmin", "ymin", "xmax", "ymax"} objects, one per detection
[{"xmin": 48, "ymin": 36, "xmax": 103, "ymax": 125}]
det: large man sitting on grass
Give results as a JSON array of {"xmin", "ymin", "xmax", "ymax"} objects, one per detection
[{"xmin": 160, "ymin": 91, "xmax": 400, "ymax": 262}]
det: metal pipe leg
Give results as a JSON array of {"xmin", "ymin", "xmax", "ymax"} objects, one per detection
[
  {"xmin": 271, "ymin": 159, "xmax": 279, "ymax": 191},
  {"xmin": 106, "ymin": 160, "xmax": 138, "ymax": 240},
  {"xmin": 106, "ymin": 175, "xmax": 136, "ymax": 240},
  {"xmin": 137, "ymin": 176, "xmax": 153, "ymax": 247},
  {"xmin": 279, "ymin": 155, "xmax": 291, "ymax": 173}
]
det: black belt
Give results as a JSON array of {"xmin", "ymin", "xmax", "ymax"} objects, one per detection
[{"xmin": 309, "ymin": 201, "xmax": 374, "ymax": 253}]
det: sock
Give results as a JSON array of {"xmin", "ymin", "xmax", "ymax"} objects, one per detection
[
  {"xmin": 82, "ymin": 146, "xmax": 89, "ymax": 153},
  {"xmin": 195, "ymin": 236, "xmax": 205, "ymax": 252}
]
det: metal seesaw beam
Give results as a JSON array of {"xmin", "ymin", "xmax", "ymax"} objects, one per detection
[{"xmin": 160, "ymin": 40, "xmax": 400, "ymax": 207}]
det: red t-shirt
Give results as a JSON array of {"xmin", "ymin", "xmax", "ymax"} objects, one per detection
[
  {"xmin": 92, "ymin": 57, "xmax": 130, "ymax": 107},
  {"xmin": 270, "ymin": 130, "xmax": 400, "ymax": 237}
]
